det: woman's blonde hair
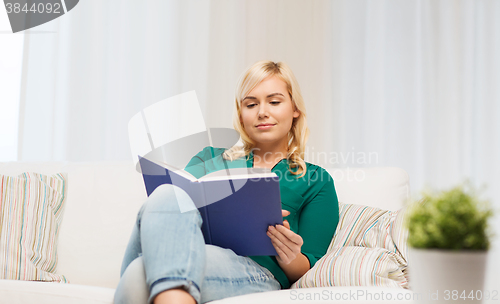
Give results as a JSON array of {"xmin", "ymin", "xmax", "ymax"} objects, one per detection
[{"xmin": 223, "ymin": 60, "xmax": 310, "ymax": 177}]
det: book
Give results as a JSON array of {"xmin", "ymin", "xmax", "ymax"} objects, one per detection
[{"xmin": 138, "ymin": 156, "xmax": 283, "ymax": 256}]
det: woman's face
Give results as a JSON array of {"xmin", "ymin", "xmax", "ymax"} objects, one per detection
[{"xmin": 240, "ymin": 76, "xmax": 300, "ymax": 151}]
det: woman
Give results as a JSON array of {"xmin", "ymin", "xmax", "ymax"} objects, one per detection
[{"xmin": 114, "ymin": 61, "xmax": 339, "ymax": 304}]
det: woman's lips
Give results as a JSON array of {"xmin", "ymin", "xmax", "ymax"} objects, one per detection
[{"xmin": 256, "ymin": 124, "xmax": 275, "ymax": 130}]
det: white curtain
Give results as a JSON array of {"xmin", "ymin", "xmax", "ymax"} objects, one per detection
[{"xmin": 18, "ymin": 0, "xmax": 500, "ymax": 293}]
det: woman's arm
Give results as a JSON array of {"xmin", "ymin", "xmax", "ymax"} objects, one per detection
[
  {"xmin": 183, "ymin": 146, "xmax": 217, "ymax": 178},
  {"xmin": 267, "ymin": 168, "xmax": 339, "ymax": 284},
  {"xmin": 297, "ymin": 177, "xmax": 339, "ymax": 268},
  {"xmin": 277, "ymin": 251, "xmax": 311, "ymax": 284}
]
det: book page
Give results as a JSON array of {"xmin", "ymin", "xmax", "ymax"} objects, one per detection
[
  {"xmin": 156, "ymin": 160, "xmax": 198, "ymax": 181},
  {"xmin": 200, "ymin": 168, "xmax": 277, "ymax": 182}
]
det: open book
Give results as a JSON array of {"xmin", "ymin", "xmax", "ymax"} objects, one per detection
[{"xmin": 138, "ymin": 156, "xmax": 283, "ymax": 256}]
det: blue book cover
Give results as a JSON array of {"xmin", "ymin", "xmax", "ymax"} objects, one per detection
[{"xmin": 138, "ymin": 156, "xmax": 283, "ymax": 256}]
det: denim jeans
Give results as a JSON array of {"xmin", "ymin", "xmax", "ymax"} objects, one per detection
[{"xmin": 114, "ymin": 184, "xmax": 281, "ymax": 304}]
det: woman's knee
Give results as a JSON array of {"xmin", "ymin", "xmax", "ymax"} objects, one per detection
[
  {"xmin": 114, "ymin": 257, "xmax": 149, "ymax": 304},
  {"xmin": 140, "ymin": 184, "xmax": 197, "ymax": 215}
]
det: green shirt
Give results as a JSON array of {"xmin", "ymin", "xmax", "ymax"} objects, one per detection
[{"xmin": 184, "ymin": 146, "xmax": 339, "ymax": 289}]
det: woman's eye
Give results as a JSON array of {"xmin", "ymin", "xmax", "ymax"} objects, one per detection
[
  {"xmin": 270, "ymin": 101, "xmax": 281, "ymax": 105},
  {"xmin": 246, "ymin": 103, "xmax": 257, "ymax": 108}
]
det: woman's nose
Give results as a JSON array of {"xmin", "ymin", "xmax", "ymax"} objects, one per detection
[{"xmin": 258, "ymin": 104, "xmax": 269, "ymax": 118}]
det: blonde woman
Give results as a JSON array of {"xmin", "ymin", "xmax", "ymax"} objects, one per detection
[{"xmin": 114, "ymin": 61, "xmax": 339, "ymax": 304}]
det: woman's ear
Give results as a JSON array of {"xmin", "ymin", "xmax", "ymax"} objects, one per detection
[
  {"xmin": 293, "ymin": 109, "xmax": 300, "ymax": 119},
  {"xmin": 292, "ymin": 101, "xmax": 300, "ymax": 119}
]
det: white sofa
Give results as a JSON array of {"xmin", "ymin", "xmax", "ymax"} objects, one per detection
[{"xmin": 0, "ymin": 162, "xmax": 415, "ymax": 304}]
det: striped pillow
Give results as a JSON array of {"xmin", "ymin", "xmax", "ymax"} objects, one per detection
[
  {"xmin": 292, "ymin": 203, "xmax": 408, "ymax": 289},
  {"xmin": 0, "ymin": 173, "xmax": 67, "ymax": 282},
  {"xmin": 328, "ymin": 203, "xmax": 389, "ymax": 250}
]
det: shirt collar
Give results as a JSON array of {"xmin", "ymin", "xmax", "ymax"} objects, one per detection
[{"xmin": 246, "ymin": 151, "xmax": 289, "ymax": 172}]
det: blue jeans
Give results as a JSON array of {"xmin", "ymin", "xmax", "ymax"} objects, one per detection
[{"xmin": 114, "ymin": 184, "xmax": 281, "ymax": 304}]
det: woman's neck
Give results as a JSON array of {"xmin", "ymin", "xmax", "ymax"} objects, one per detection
[{"xmin": 252, "ymin": 144, "xmax": 288, "ymax": 169}]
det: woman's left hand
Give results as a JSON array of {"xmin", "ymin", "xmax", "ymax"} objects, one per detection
[{"xmin": 267, "ymin": 210, "xmax": 304, "ymax": 265}]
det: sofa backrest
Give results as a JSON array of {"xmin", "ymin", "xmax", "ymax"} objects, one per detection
[
  {"xmin": 0, "ymin": 162, "xmax": 409, "ymax": 289},
  {"xmin": 0, "ymin": 161, "xmax": 146, "ymax": 289},
  {"xmin": 328, "ymin": 167, "xmax": 410, "ymax": 211}
]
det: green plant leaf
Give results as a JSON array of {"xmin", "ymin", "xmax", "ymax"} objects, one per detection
[{"xmin": 406, "ymin": 183, "xmax": 493, "ymax": 250}]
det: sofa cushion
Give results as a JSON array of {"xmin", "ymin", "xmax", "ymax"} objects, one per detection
[
  {"xmin": 0, "ymin": 280, "xmax": 416, "ymax": 304},
  {"xmin": 0, "ymin": 173, "xmax": 67, "ymax": 282},
  {"xmin": 328, "ymin": 202, "xmax": 389, "ymax": 249},
  {"xmin": 56, "ymin": 162, "xmax": 147, "ymax": 288},
  {"xmin": 291, "ymin": 203, "xmax": 408, "ymax": 289},
  {"xmin": 292, "ymin": 246, "xmax": 406, "ymax": 288},
  {"xmin": 211, "ymin": 286, "xmax": 415, "ymax": 304},
  {"xmin": 0, "ymin": 279, "xmax": 114, "ymax": 304}
]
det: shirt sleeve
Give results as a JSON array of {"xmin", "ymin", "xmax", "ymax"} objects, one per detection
[
  {"xmin": 184, "ymin": 146, "xmax": 215, "ymax": 179},
  {"xmin": 298, "ymin": 168, "xmax": 339, "ymax": 268}
]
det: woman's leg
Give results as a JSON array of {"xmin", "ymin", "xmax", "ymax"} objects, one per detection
[
  {"xmin": 115, "ymin": 184, "xmax": 206, "ymax": 304},
  {"xmin": 115, "ymin": 245, "xmax": 281, "ymax": 304},
  {"xmin": 199, "ymin": 245, "xmax": 281, "ymax": 303},
  {"xmin": 115, "ymin": 257, "xmax": 149, "ymax": 304}
]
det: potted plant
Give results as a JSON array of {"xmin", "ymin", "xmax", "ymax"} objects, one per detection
[{"xmin": 406, "ymin": 184, "xmax": 494, "ymax": 304}]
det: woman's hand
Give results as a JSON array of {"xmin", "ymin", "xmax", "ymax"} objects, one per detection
[{"xmin": 267, "ymin": 210, "xmax": 304, "ymax": 265}]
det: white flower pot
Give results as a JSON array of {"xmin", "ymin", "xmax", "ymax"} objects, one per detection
[{"xmin": 409, "ymin": 248, "xmax": 488, "ymax": 304}]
